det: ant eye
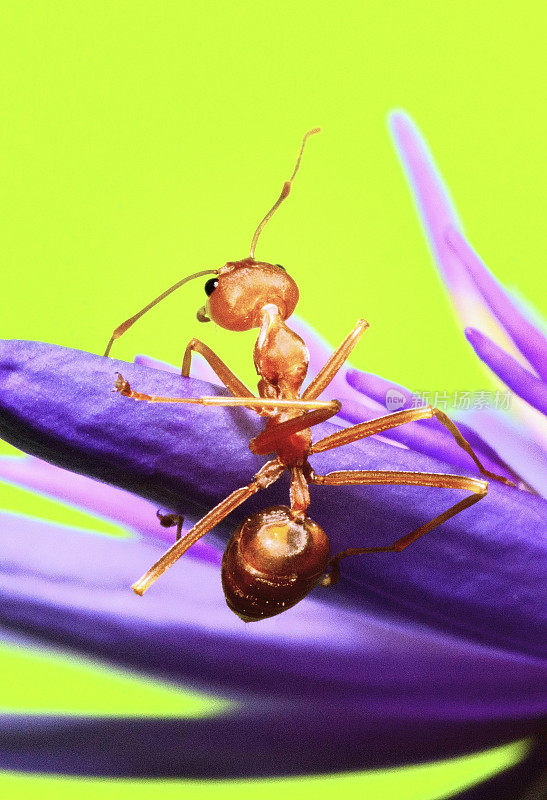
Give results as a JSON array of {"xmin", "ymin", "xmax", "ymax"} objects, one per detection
[
  {"xmin": 204, "ymin": 278, "xmax": 219, "ymax": 296},
  {"xmin": 275, "ymin": 264, "xmax": 286, "ymax": 271}
]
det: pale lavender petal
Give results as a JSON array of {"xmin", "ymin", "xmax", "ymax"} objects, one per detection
[
  {"xmin": 0, "ymin": 512, "xmax": 545, "ymax": 776},
  {"xmin": 462, "ymin": 408, "xmax": 547, "ymax": 498},
  {"xmin": 389, "ymin": 111, "xmax": 475, "ymax": 317},
  {"xmin": 344, "ymin": 369, "xmax": 520, "ymax": 483},
  {"xmin": 0, "ymin": 341, "xmax": 546, "ymax": 658},
  {"xmin": 0, "ymin": 456, "xmax": 222, "ymax": 564},
  {"xmin": 465, "ymin": 328, "xmax": 547, "ymax": 416},
  {"xmin": 389, "ymin": 112, "xmax": 526, "ymax": 359},
  {"xmin": 446, "ymin": 228, "xmax": 547, "ymax": 381},
  {"xmin": 291, "ymin": 318, "xmax": 521, "ymax": 482},
  {"xmin": 289, "ymin": 315, "xmax": 389, "ymax": 422},
  {"xmin": 390, "ymin": 109, "xmax": 546, "ymax": 455},
  {"xmin": 344, "ymin": 369, "xmax": 545, "ymax": 496}
]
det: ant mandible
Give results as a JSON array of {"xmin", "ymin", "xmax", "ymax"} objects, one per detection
[{"xmin": 106, "ymin": 129, "xmax": 513, "ymax": 622}]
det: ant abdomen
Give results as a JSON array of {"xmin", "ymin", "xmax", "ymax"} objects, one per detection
[{"xmin": 221, "ymin": 506, "xmax": 330, "ymax": 622}]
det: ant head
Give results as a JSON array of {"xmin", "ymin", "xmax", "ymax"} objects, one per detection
[
  {"xmin": 197, "ymin": 259, "xmax": 299, "ymax": 331},
  {"xmin": 196, "ymin": 128, "xmax": 319, "ymax": 331}
]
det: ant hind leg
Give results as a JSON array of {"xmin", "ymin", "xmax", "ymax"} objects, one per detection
[
  {"xmin": 309, "ymin": 468, "xmax": 487, "ymax": 580},
  {"xmin": 132, "ymin": 459, "xmax": 285, "ymax": 595}
]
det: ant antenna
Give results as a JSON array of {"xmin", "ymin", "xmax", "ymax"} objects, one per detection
[
  {"xmin": 249, "ymin": 128, "xmax": 320, "ymax": 259},
  {"xmin": 104, "ymin": 269, "xmax": 217, "ymax": 357}
]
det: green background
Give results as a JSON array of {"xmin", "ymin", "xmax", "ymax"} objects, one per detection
[{"xmin": 0, "ymin": 2, "xmax": 544, "ymax": 797}]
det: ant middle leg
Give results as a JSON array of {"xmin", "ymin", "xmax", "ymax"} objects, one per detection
[
  {"xmin": 249, "ymin": 400, "xmax": 341, "ymax": 454},
  {"xmin": 132, "ymin": 458, "xmax": 285, "ymax": 595},
  {"xmin": 181, "ymin": 338, "xmax": 254, "ymax": 397},
  {"xmin": 311, "ymin": 406, "xmax": 514, "ymax": 486},
  {"xmin": 308, "ymin": 469, "xmax": 488, "ymax": 583}
]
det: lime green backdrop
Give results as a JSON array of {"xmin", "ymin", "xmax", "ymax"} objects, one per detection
[{"xmin": 0, "ymin": 2, "xmax": 543, "ymax": 798}]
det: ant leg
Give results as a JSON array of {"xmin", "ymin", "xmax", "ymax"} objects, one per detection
[
  {"xmin": 157, "ymin": 510, "xmax": 184, "ymax": 541},
  {"xmin": 308, "ymin": 469, "xmax": 487, "ymax": 582},
  {"xmin": 181, "ymin": 338, "xmax": 254, "ymax": 397},
  {"xmin": 132, "ymin": 459, "xmax": 285, "ymax": 595},
  {"xmin": 249, "ymin": 400, "xmax": 341, "ymax": 454},
  {"xmin": 302, "ymin": 319, "xmax": 369, "ymax": 400},
  {"xmin": 115, "ymin": 373, "xmax": 334, "ymax": 411},
  {"xmin": 311, "ymin": 406, "xmax": 514, "ymax": 487},
  {"xmin": 103, "ymin": 269, "xmax": 216, "ymax": 356}
]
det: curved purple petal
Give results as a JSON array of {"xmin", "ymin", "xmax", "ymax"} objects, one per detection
[
  {"xmin": 0, "ymin": 455, "xmax": 222, "ymax": 564},
  {"xmin": 446, "ymin": 227, "xmax": 547, "ymax": 382},
  {"xmin": 465, "ymin": 328, "xmax": 547, "ymax": 416},
  {"xmin": 0, "ymin": 512, "xmax": 545, "ymax": 775},
  {"xmin": 343, "ymin": 368, "xmax": 546, "ymax": 498},
  {"xmin": 0, "ymin": 714, "xmax": 541, "ymax": 779},
  {"xmin": 0, "ymin": 340, "xmax": 546, "ymax": 658}
]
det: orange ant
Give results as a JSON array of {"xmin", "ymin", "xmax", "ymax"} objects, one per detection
[{"xmin": 106, "ymin": 130, "xmax": 513, "ymax": 622}]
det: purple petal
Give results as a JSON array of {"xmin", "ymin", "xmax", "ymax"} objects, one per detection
[
  {"xmin": 0, "ymin": 513, "xmax": 545, "ymax": 775},
  {"xmin": 343, "ymin": 369, "xmax": 546, "ymax": 497},
  {"xmin": 0, "ymin": 455, "xmax": 222, "ymax": 564},
  {"xmin": 0, "ymin": 715, "xmax": 540, "ymax": 779},
  {"xmin": 465, "ymin": 328, "xmax": 547, "ymax": 416},
  {"xmin": 0, "ymin": 341, "xmax": 546, "ymax": 659},
  {"xmin": 447, "ymin": 227, "xmax": 547, "ymax": 382}
]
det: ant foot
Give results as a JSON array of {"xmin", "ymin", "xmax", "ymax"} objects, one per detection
[
  {"xmin": 114, "ymin": 372, "xmax": 132, "ymax": 395},
  {"xmin": 320, "ymin": 560, "xmax": 340, "ymax": 587},
  {"xmin": 157, "ymin": 510, "xmax": 184, "ymax": 541},
  {"xmin": 156, "ymin": 509, "xmax": 184, "ymax": 528}
]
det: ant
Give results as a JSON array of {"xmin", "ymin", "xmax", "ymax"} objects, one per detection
[{"xmin": 106, "ymin": 129, "xmax": 513, "ymax": 622}]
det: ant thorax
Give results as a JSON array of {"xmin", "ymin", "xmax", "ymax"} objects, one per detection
[{"xmin": 254, "ymin": 304, "xmax": 309, "ymax": 402}]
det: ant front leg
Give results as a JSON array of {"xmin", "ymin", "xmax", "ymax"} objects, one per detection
[
  {"xmin": 311, "ymin": 406, "xmax": 515, "ymax": 487},
  {"xmin": 181, "ymin": 338, "xmax": 254, "ymax": 398},
  {"xmin": 115, "ymin": 374, "xmax": 335, "ymax": 413},
  {"xmin": 132, "ymin": 459, "xmax": 285, "ymax": 595},
  {"xmin": 308, "ymin": 469, "xmax": 488, "ymax": 583},
  {"xmin": 302, "ymin": 319, "xmax": 369, "ymax": 400}
]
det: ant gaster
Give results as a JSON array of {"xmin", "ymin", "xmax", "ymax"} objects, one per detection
[{"xmin": 106, "ymin": 130, "xmax": 513, "ymax": 622}]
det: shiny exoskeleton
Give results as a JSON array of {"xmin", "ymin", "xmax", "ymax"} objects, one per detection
[{"xmin": 107, "ymin": 130, "xmax": 513, "ymax": 621}]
